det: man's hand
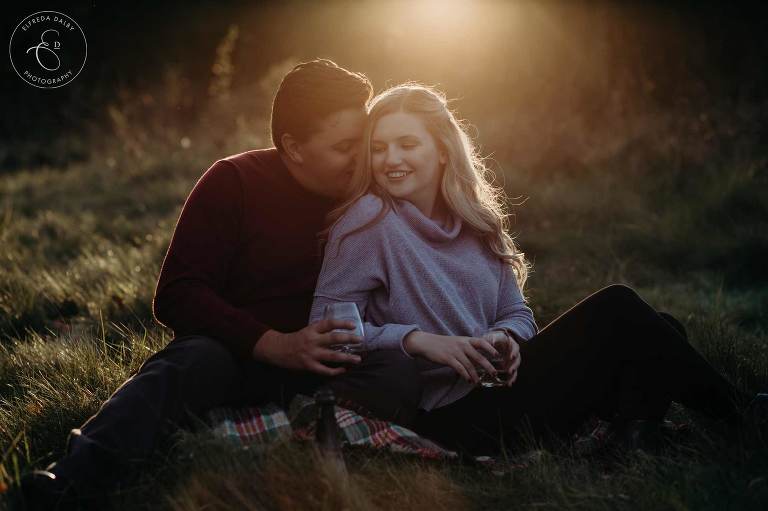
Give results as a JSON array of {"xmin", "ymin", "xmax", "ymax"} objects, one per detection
[
  {"xmin": 252, "ymin": 319, "xmax": 363, "ymax": 376},
  {"xmin": 403, "ymin": 331, "xmax": 499, "ymax": 384}
]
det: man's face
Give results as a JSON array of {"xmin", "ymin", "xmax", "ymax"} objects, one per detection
[{"xmin": 295, "ymin": 107, "xmax": 366, "ymax": 198}]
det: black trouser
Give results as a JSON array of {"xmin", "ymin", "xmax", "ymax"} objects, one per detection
[
  {"xmin": 412, "ymin": 284, "xmax": 748, "ymax": 456},
  {"xmin": 49, "ymin": 336, "xmax": 423, "ymax": 491}
]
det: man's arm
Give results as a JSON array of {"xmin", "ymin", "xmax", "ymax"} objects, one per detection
[
  {"xmin": 153, "ymin": 159, "xmax": 365, "ymax": 373},
  {"xmin": 152, "ymin": 160, "xmax": 269, "ymax": 359}
]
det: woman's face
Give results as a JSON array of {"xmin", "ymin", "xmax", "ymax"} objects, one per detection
[{"xmin": 370, "ymin": 112, "xmax": 446, "ymax": 214}]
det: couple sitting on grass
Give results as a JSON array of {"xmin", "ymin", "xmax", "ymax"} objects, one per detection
[{"xmin": 16, "ymin": 59, "xmax": 765, "ymax": 509}]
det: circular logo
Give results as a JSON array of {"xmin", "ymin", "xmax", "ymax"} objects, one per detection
[{"xmin": 8, "ymin": 11, "xmax": 87, "ymax": 89}]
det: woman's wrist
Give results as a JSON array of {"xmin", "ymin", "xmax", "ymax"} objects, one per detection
[{"xmin": 403, "ymin": 330, "xmax": 425, "ymax": 356}]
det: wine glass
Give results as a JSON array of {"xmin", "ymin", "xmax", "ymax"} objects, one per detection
[
  {"xmin": 323, "ymin": 302, "xmax": 365, "ymax": 354},
  {"xmin": 477, "ymin": 332, "xmax": 512, "ymax": 388}
]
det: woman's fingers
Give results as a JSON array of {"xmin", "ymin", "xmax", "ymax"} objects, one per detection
[
  {"xmin": 464, "ymin": 345, "xmax": 496, "ymax": 377},
  {"xmin": 507, "ymin": 340, "xmax": 521, "ymax": 367},
  {"xmin": 506, "ymin": 369, "xmax": 518, "ymax": 386},
  {"xmin": 470, "ymin": 337, "xmax": 499, "ymax": 358},
  {"xmin": 508, "ymin": 353, "xmax": 521, "ymax": 373},
  {"xmin": 448, "ymin": 359, "xmax": 472, "ymax": 382},
  {"xmin": 456, "ymin": 352, "xmax": 481, "ymax": 383}
]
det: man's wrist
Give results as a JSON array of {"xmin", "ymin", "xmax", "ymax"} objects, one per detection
[{"xmin": 252, "ymin": 329, "xmax": 280, "ymax": 362}]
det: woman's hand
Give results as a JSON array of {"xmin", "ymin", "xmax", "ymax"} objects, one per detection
[
  {"xmin": 483, "ymin": 330, "xmax": 522, "ymax": 386},
  {"xmin": 403, "ymin": 331, "xmax": 499, "ymax": 384}
]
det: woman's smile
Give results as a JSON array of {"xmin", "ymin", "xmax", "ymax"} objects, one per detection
[{"xmin": 385, "ymin": 170, "xmax": 413, "ymax": 180}]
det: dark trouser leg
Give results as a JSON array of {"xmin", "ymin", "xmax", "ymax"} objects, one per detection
[
  {"xmin": 50, "ymin": 335, "xmax": 243, "ymax": 490},
  {"xmin": 412, "ymin": 284, "xmax": 746, "ymax": 455},
  {"xmin": 237, "ymin": 350, "xmax": 423, "ymax": 429},
  {"xmin": 52, "ymin": 336, "xmax": 422, "ymax": 493}
]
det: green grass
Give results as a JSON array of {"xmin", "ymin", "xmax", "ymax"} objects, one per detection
[{"xmin": 1, "ymin": 72, "xmax": 767, "ymax": 509}]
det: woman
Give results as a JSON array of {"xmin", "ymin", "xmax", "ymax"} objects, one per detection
[{"xmin": 309, "ymin": 84, "xmax": 754, "ymax": 455}]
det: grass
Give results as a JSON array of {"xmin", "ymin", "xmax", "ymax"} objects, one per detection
[{"xmin": 1, "ymin": 64, "xmax": 767, "ymax": 509}]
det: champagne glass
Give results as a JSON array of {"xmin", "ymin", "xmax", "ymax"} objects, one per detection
[
  {"xmin": 323, "ymin": 302, "xmax": 365, "ymax": 354},
  {"xmin": 477, "ymin": 332, "xmax": 512, "ymax": 388}
]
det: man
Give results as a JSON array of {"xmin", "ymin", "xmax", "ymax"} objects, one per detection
[{"xmin": 17, "ymin": 59, "xmax": 422, "ymax": 509}]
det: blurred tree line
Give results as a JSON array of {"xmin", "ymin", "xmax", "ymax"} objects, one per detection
[{"xmin": 1, "ymin": 0, "xmax": 766, "ymax": 173}]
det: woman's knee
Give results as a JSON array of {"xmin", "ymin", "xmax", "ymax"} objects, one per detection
[{"xmin": 591, "ymin": 284, "xmax": 641, "ymax": 307}]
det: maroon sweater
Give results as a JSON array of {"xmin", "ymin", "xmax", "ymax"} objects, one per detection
[{"xmin": 152, "ymin": 148, "xmax": 336, "ymax": 360}]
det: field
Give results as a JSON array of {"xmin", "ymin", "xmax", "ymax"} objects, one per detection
[{"xmin": 2, "ymin": 3, "xmax": 768, "ymax": 507}]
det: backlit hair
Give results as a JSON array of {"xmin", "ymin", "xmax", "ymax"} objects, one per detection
[
  {"xmin": 270, "ymin": 59, "xmax": 372, "ymax": 153},
  {"xmin": 323, "ymin": 83, "xmax": 532, "ymax": 296}
]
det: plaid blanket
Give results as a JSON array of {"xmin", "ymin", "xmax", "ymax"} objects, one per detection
[{"xmin": 206, "ymin": 393, "xmax": 457, "ymax": 460}]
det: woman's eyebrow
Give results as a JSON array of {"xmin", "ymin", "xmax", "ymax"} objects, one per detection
[{"xmin": 372, "ymin": 134, "xmax": 420, "ymax": 143}]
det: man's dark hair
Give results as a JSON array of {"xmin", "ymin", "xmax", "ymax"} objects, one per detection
[{"xmin": 271, "ymin": 59, "xmax": 373, "ymax": 153}]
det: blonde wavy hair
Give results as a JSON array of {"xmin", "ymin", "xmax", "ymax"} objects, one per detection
[{"xmin": 321, "ymin": 83, "xmax": 532, "ymax": 295}]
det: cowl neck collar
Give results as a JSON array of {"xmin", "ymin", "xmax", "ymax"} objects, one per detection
[{"xmin": 391, "ymin": 198, "xmax": 463, "ymax": 242}]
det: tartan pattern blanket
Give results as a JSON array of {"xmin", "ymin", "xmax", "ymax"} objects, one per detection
[{"xmin": 205, "ymin": 393, "xmax": 457, "ymax": 460}]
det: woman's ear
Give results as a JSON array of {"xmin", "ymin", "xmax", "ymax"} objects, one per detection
[{"xmin": 281, "ymin": 133, "xmax": 304, "ymax": 164}]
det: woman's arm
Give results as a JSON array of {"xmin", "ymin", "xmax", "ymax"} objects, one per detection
[
  {"xmin": 491, "ymin": 263, "xmax": 538, "ymax": 342},
  {"xmin": 309, "ymin": 295, "xmax": 420, "ymax": 357},
  {"xmin": 309, "ymin": 195, "xmax": 421, "ymax": 357}
]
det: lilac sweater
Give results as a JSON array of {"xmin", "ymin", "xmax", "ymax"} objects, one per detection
[{"xmin": 309, "ymin": 194, "xmax": 538, "ymax": 410}]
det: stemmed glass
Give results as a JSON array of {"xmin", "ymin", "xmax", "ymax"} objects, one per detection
[{"xmin": 323, "ymin": 302, "xmax": 365, "ymax": 355}]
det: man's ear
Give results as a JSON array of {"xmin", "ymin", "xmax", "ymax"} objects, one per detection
[
  {"xmin": 439, "ymin": 149, "xmax": 448, "ymax": 166},
  {"xmin": 281, "ymin": 133, "xmax": 304, "ymax": 164}
]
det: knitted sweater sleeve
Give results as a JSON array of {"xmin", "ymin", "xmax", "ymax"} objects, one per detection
[
  {"xmin": 309, "ymin": 195, "xmax": 420, "ymax": 355},
  {"xmin": 490, "ymin": 262, "xmax": 539, "ymax": 342}
]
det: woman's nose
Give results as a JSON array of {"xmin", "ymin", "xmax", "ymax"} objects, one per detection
[{"xmin": 384, "ymin": 146, "xmax": 402, "ymax": 167}]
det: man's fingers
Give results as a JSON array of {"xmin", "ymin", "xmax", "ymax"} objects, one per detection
[
  {"xmin": 315, "ymin": 348, "xmax": 362, "ymax": 364},
  {"xmin": 314, "ymin": 318, "xmax": 357, "ymax": 334},
  {"xmin": 506, "ymin": 369, "xmax": 518, "ymax": 386},
  {"xmin": 317, "ymin": 331, "xmax": 363, "ymax": 347}
]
